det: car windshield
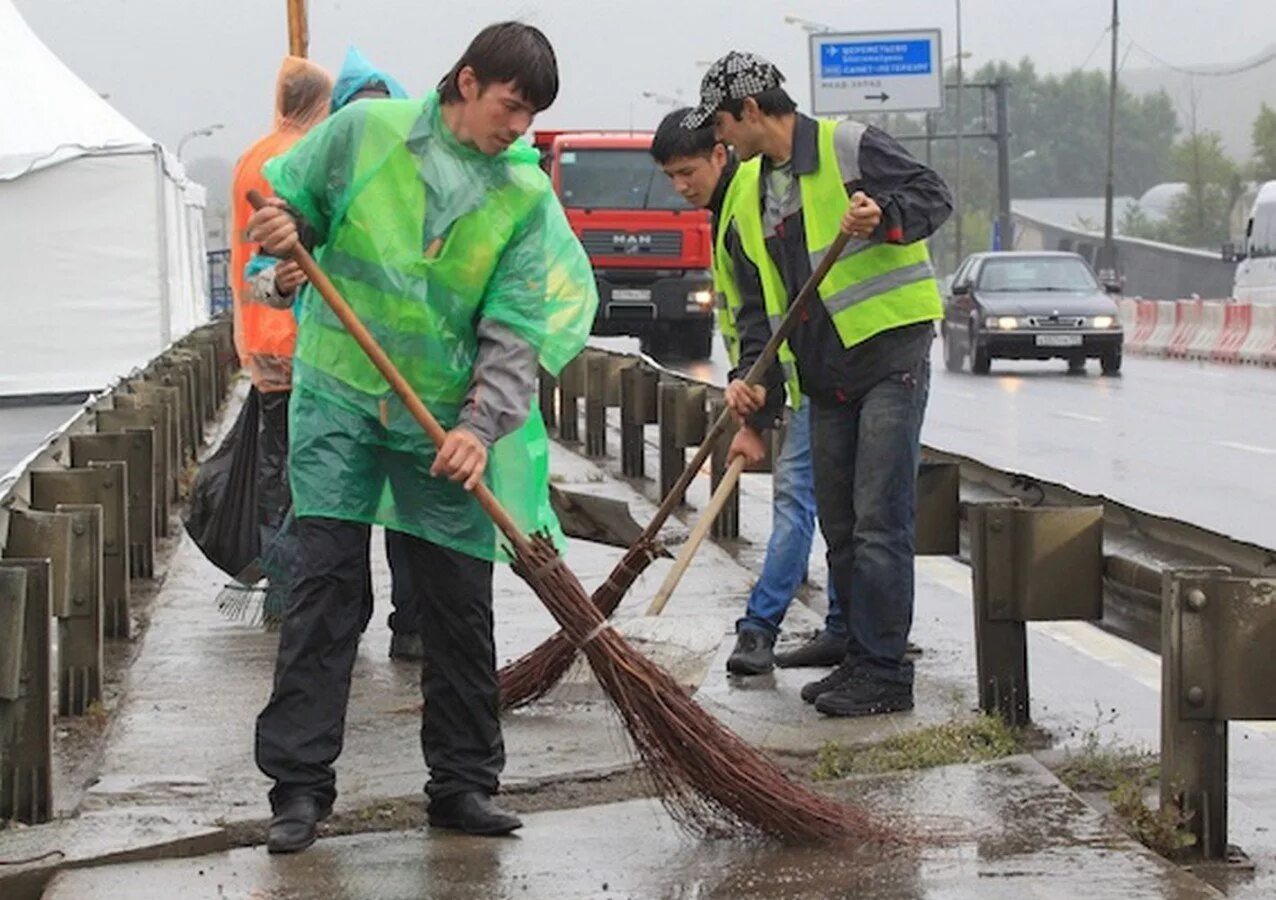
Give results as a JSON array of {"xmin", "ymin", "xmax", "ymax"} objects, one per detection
[
  {"xmin": 977, "ymin": 257, "xmax": 1100, "ymax": 292},
  {"xmin": 557, "ymin": 149, "xmax": 689, "ymax": 211}
]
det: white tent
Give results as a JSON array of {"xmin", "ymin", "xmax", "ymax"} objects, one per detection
[{"xmin": 0, "ymin": 0, "xmax": 209, "ymax": 398}]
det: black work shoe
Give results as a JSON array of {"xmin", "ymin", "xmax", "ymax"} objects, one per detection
[
  {"xmin": 726, "ymin": 629, "xmax": 776, "ymax": 675},
  {"xmin": 775, "ymin": 630, "xmax": 848, "ymax": 669},
  {"xmin": 389, "ymin": 632, "xmax": 426, "ymax": 662},
  {"xmin": 814, "ymin": 676, "xmax": 914, "ymax": 718},
  {"xmin": 799, "ymin": 658, "xmax": 867, "ymax": 704},
  {"xmin": 267, "ymin": 795, "xmax": 329, "ymax": 854},
  {"xmin": 428, "ymin": 791, "xmax": 523, "ymax": 836}
]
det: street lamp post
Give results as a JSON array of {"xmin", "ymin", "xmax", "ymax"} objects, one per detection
[
  {"xmin": 954, "ymin": 0, "xmax": 965, "ymax": 266},
  {"xmin": 177, "ymin": 123, "xmax": 224, "ymax": 162}
]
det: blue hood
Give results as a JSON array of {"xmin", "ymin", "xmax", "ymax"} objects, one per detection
[{"xmin": 331, "ymin": 45, "xmax": 408, "ymax": 112}]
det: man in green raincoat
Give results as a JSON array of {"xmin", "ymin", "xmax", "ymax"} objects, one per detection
[{"xmin": 246, "ymin": 22, "xmax": 597, "ymax": 852}]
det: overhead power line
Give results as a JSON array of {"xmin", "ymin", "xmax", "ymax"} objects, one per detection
[{"xmin": 1127, "ymin": 42, "xmax": 1276, "ymax": 78}]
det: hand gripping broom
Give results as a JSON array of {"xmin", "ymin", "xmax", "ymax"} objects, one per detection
[
  {"xmin": 497, "ymin": 227, "xmax": 857, "ymax": 709},
  {"xmin": 246, "ymin": 192, "xmax": 883, "ymax": 843}
]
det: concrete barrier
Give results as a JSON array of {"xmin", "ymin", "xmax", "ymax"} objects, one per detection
[
  {"xmin": 1165, "ymin": 299, "xmax": 1202, "ymax": 358},
  {"xmin": 1213, "ymin": 302, "xmax": 1251, "ymax": 363},
  {"xmin": 1239, "ymin": 303, "xmax": 1276, "ymax": 366},
  {"xmin": 1144, "ymin": 300, "xmax": 1178, "ymax": 356},
  {"xmin": 1186, "ymin": 301, "xmax": 1226, "ymax": 360}
]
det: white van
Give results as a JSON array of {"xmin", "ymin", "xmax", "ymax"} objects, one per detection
[{"xmin": 1234, "ymin": 180, "xmax": 1276, "ymax": 304}]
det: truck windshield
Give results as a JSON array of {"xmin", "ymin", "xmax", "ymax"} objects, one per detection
[{"xmin": 558, "ymin": 149, "xmax": 690, "ymax": 211}]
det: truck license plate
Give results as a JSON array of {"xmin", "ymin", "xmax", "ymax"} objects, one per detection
[
  {"xmin": 611, "ymin": 289, "xmax": 652, "ymax": 302},
  {"xmin": 1036, "ymin": 334, "xmax": 1083, "ymax": 347}
]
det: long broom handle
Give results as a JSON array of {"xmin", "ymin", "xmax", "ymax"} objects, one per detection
[
  {"xmin": 645, "ymin": 455, "xmax": 747, "ymax": 616},
  {"xmin": 245, "ymin": 190, "xmax": 534, "ymax": 557},
  {"xmin": 636, "ymin": 228, "xmax": 854, "ymax": 544}
]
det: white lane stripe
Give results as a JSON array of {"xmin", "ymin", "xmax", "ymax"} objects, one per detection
[
  {"xmin": 1055, "ymin": 411, "xmax": 1105, "ymax": 423},
  {"xmin": 1214, "ymin": 440, "xmax": 1276, "ymax": 456},
  {"xmin": 1031, "ymin": 620, "xmax": 1276, "ymax": 735}
]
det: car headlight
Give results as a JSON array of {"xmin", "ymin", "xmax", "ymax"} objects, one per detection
[
  {"xmin": 1091, "ymin": 315, "xmax": 1115, "ymax": 329},
  {"xmin": 995, "ymin": 316, "xmax": 1019, "ymax": 330}
]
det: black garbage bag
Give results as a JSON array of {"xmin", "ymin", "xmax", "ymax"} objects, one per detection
[{"xmin": 184, "ymin": 388, "xmax": 261, "ymax": 576}]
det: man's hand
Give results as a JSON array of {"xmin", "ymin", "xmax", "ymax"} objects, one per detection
[
  {"xmin": 275, "ymin": 260, "xmax": 307, "ymax": 295},
  {"xmin": 724, "ymin": 379, "xmax": 766, "ymax": 419},
  {"xmin": 841, "ymin": 191, "xmax": 882, "ymax": 239},
  {"xmin": 246, "ymin": 198, "xmax": 299, "ymax": 256},
  {"xmin": 727, "ymin": 426, "xmax": 768, "ymax": 467},
  {"xmin": 431, "ymin": 428, "xmax": 488, "ymax": 491}
]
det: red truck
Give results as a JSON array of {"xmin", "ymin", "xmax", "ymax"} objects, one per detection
[{"xmin": 534, "ymin": 130, "xmax": 716, "ymax": 359}]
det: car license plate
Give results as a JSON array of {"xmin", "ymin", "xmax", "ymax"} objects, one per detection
[
  {"xmin": 611, "ymin": 289, "xmax": 652, "ymax": 302},
  {"xmin": 1035, "ymin": 334, "xmax": 1083, "ymax": 348}
]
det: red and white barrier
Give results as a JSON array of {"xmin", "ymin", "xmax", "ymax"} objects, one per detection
[
  {"xmin": 1125, "ymin": 300, "xmax": 1155, "ymax": 352},
  {"xmin": 1166, "ymin": 299, "xmax": 1203, "ymax": 358},
  {"xmin": 1213, "ymin": 303, "xmax": 1252, "ymax": 363},
  {"xmin": 1240, "ymin": 303, "xmax": 1276, "ymax": 366},
  {"xmin": 1144, "ymin": 300, "xmax": 1178, "ymax": 356},
  {"xmin": 1187, "ymin": 301, "xmax": 1227, "ymax": 360}
]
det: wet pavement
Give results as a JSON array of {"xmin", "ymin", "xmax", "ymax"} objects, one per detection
[
  {"xmin": 599, "ymin": 335, "xmax": 1276, "ymax": 550},
  {"xmin": 44, "ymin": 760, "xmax": 1219, "ymax": 900},
  {"xmin": 4, "ymin": 379, "xmax": 1272, "ymax": 897}
]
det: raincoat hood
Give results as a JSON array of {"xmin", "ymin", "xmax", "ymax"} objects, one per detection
[
  {"xmin": 274, "ymin": 55, "xmax": 332, "ymax": 132},
  {"xmin": 331, "ymin": 45, "xmax": 408, "ymax": 112}
]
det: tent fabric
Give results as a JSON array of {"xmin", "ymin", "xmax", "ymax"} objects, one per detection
[
  {"xmin": 0, "ymin": 0, "xmax": 153, "ymax": 180},
  {"xmin": 0, "ymin": 0, "xmax": 209, "ymax": 397}
]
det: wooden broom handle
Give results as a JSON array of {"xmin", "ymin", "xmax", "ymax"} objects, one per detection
[
  {"xmin": 645, "ymin": 455, "xmax": 747, "ymax": 616},
  {"xmin": 245, "ymin": 190, "xmax": 533, "ymax": 555},
  {"xmin": 637, "ymin": 228, "xmax": 853, "ymax": 545}
]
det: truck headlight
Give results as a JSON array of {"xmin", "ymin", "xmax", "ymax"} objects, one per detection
[
  {"xmin": 687, "ymin": 288, "xmax": 714, "ymax": 312},
  {"xmin": 995, "ymin": 316, "xmax": 1019, "ymax": 330},
  {"xmin": 1091, "ymin": 315, "xmax": 1115, "ymax": 329}
]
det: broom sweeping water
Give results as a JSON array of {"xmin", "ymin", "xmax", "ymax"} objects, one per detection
[
  {"xmin": 498, "ymin": 225, "xmax": 857, "ymax": 710},
  {"xmin": 247, "ymin": 190, "xmax": 885, "ymax": 843}
]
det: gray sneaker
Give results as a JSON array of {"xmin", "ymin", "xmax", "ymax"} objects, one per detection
[{"xmin": 726, "ymin": 629, "xmax": 776, "ymax": 675}]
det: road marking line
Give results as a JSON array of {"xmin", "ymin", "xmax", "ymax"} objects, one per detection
[
  {"xmin": 1214, "ymin": 441, "xmax": 1276, "ymax": 456},
  {"xmin": 1055, "ymin": 411, "xmax": 1105, "ymax": 423}
]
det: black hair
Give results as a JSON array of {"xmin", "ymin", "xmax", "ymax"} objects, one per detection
[
  {"xmin": 650, "ymin": 108, "xmax": 718, "ymax": 164},
  {"xmin": 718, "ymin": 87, "xmax": 797, "ymax": 121},
  {"xmin": 438, "ymin": 21, "xmax": 560, "ymax": 112}
]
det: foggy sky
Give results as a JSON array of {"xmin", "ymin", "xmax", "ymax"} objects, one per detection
[{"xmin": 14, "ymin": 0, "xmax": 1276, "ymax": 180}]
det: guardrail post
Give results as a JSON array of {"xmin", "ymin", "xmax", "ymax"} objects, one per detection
[
  {"xmin": 54, "ymin": 504, "xmax": 105, "ymax": 716},
  {"xmin": 30, "ymin": 465, "xmax": 131, "ymax": 639},
  {"xmin": 98, "ymin": 402, "xmax": 171, "ymax": 532},
  {"xmin": 708, "ymin": 396, "xmax": 740, "ymax": 539},
  {"xmin": 585, "ymin": 351, "xmax": 609, "ymax": 458},
  {"xmin": 71, "ymin": 430, "xmax": 155, "ymax": 578},
  {"xmin": 0, "ymin": 560, "xmax": 53, "ymax": 823},
  {"xmin": 916, "ymin": 461, "xmax": 961, "ymax": 556},
  {"xmin": 620, "ymin": 363, "xmax": 657, "ymax": 479},
  {"xmin": 969, "ymin": 502, "xmax": 1104, "ymax": 726},
  {"xmin": 558, "ymin": 355, "xmax": 585, "ymax": 444},
  {"xmin": 1161, "ymin": 568, "xmax": 1276, "ymax": 864},
  {"xmin": 538, "ymin": 368, "xmax": 558, "ymax": 433}
]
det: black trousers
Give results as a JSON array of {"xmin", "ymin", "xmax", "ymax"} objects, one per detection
[
  {"xmin": 384, "ymin": 529, "xmax": 422, "ymax": 636},
  {"xmin": 254, "ymin": 516, "xmax": 504, "ymax": 813}
]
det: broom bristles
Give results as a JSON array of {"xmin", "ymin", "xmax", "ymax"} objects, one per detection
[{"xmin": 511, "ymin": 531, "xmax": 894, "ymax": 844}]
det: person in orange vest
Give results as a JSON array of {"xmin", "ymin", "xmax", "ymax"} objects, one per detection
[{"xmin": 229, "ymin": 57, "xmax": 331, "ymax": 559}]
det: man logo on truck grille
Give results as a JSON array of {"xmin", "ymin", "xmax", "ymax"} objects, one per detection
[{"xmin": 613, "ymin": 233, "xmax": 653, "ymax": 255}]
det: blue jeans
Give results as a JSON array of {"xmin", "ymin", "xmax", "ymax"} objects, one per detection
[
  {"xmin": 810, "ymin": 361, "xmax": 930, "ymax": 685},
  {"xmin": 738, "ymin": 402, "xmax": 845, "ymax": 637}
]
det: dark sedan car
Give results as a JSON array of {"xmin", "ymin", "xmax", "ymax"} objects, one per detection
[{"xmin": 941, "ymin": 251, "xmax": 1124, "ymax": 375}]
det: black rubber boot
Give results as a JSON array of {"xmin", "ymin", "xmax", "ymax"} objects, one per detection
[
  {"xmin": 428, "ymin": 792, "xmax": 523, "ymax": 836},
  {"xmin": 267, "ymin": 795, "xmax": 329, "ymax": 854}
]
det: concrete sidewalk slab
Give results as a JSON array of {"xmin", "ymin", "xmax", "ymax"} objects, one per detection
[{"xmin": 43, "ymin": 756, "xmax": 1219, "ymax": 900}]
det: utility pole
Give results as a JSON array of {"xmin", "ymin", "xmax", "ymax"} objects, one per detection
[
  {"xmin": 287, "ymin": 0, "xmax": 308, "ymax": 58},
  {"xmin": 1101, "ymin": 0, "xmax": 1119, "ymax": 277},
  {"xmin": 994, "ymin": 80, "xmax": 1012, "ymax": 250},
  {"xmin": 954, "ymin": 0, "xmax": 965, "ymax": 267}
]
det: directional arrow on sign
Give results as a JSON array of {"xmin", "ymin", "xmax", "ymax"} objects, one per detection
[{"xmin": 864, "ymin": 92, "xmax": 890, "ymax": 103}]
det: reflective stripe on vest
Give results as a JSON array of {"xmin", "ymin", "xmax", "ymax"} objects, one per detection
[
  {"xmin": 713, "ymin": 171, "xmax": 802, "ymax": 409},
  {"xmin": 731, "ymin": 119, "xmax": 942, "ymax": 353}
]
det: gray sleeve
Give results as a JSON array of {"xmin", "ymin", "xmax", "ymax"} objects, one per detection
[
  {"xmin": 849, "ymin": 123, "xmax": 953, "ymax": 243},
  {"xmin": 248, "ymin": 264, "xmax": 295, "ymax": 310},
  {"xmin": 456, "ymin": 320, "xmax": 538, "ymax": 446}
]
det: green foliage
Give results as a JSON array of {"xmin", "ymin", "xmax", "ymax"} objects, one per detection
[
  {"xmin": 813, "ymin": 714, "xmax": 1023, "ymax": 780},
  {"xmin": 1250, "ymin": 102, "xmax": 1276, "ymax": 182}
]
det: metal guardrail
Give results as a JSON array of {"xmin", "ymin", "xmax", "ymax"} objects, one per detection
[
  {"xmin": 0, "ymin": 318, "xmax": 235, "ymax": 824},
  {"xmin": 549, "ymin": 345, "xmax": 1275, "ymax": 864}
]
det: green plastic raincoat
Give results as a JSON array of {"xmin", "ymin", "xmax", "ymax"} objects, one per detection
[{"xmin": 263, "ymin": 91, "xmax": 597, "ymax": 561}]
